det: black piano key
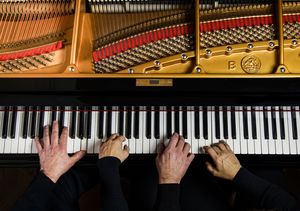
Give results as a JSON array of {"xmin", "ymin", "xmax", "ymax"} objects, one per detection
[
  {"xmin": 106, "ymin": 106, "xmax": 113, "ymax": 138},
  {"xmin": 203, "ymin": 106, "xmax": 208, "ymax": 140},
  {"xmin": 125, "ymin": 106, "xmax": 132, "ymax": 139},
  {"xmin": 30, "ymin": 106, "xmax": 38, "ymax": 139},
  {"xmin": 39, "ymin": 106, "xmax": 45, "ymax": 139},
  {"xmin": 2, "ymin": 107, "xmax": 9, "ymax": 139},
  {"xmin": 78, "ymin": 107, "xmax": 85, "ymax": 139},
  {"xmin": 194, "ymin": 107, "xmax": 200, "ymax": 139},
  {"xmin": 279, "ymin": 107, "xmax": 285, "ymax": 140},
  {"xmin": 231, "ymin": 106, "xmax": 236, "ymax": 139},
  {"xmin": 291, "ymin": 107, "xmax": 298, "ymax": 140},
  {"xmin": 174, "ymin": 106, "xmax": 179, "ymax": 133},
  {"xmin": 167, "ymin": 106, "xmax": 172, "ymax": 138},
  {"xmin": 263, "ymin": 107, "xmax": 269, "ymax": 139},
  {"xmin": 134, "ymin": 106, "xmax": 140, "ymax": 139},
  {"xmin": 182, "ymin": 106, "xmax": 188, "ymax": 139},
  {"xmin": 87, "ymin": 107, "xmax": 92, "ymax": 139},
  {"xmin": 23, "ymin": 107, "xmax": 29, "ymax": 139},
  {"xmin": 51, "ymin": 106, "xmax": 58, "ymax": 122},
  {"xmin": 98, "ymin": 106, "xmax": 104, "ymax": 139},
  {"xmin": 118, "ymin": 106, "xmax": 124, "ymax": 136},
  {"xmin": 154, "ymin": 106, "xmax": 160, "ymax": 139},
  {"xmin": 251, "ymin": 107, "xmax": 257, "ymax": 139},
  {"xmin": 146, "ymin": 106, "xmax": 152, "ymax": 139},
  {"xmin": 243, "ymin": 107, "xmax": 248, "ymax": 139},
  {"xmin": 10, "ymin": 106, "xmax": 17, "ymax": 139},
  {"xmin": 271, "ymin": 107, "xmax": 277, "ymax": 139},
  {"xmin": 215, "ymin": 107, "xmax": 220, "ymax": 139},
  {"xmin": 59, "ymin": 106, "xmax": 65, "ymax": 134},
  {"xmin": 70, "ymin": 107, "xmax": 77, "ymax": 139},
  {"xmin": 223, "ymin": 107, "xmax": 228, "ymax": 139}
]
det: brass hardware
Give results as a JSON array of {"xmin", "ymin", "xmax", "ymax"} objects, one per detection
[
  {"xmin": 136, "ymin": 79, "xmax": 173, "ymax": 87},
  {"xmin": 195, "ymin": 0, "xmax": 200, "ymax": 67},
  {"xmin": 128, "ymin": 69, "xmax": 134, "ymax": 74}
]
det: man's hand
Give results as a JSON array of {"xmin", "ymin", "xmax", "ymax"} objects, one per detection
[
  {"xmin": 156, "ymin": 133, "xmax": 195, "ymax": 184},
  {"xmin": 99, "ymin": 134, "xmax": 129, "ymax": 163},
  {"xmin": 204, "ymin": 141, "xmax": 241, "ymax": 180},
  {"xmin": 35, "ymin": 121, "xmax": 86, "ymax": 183}
]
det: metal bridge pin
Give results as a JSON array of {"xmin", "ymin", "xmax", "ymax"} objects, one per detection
[
  {"xmin": 205, "ymin": 49, "xmax": 212, "ymax": 57},
  {"xmin": 154, "ymin": 60, "xmax": 161, "ymax": 68},
  {"xmin": 128, "ymin": 68, "xmax": 134, "ymax": 74},
  {"xmin": 268, "ymin": 41, "xmax": 275, "ymax": 48},
  {"xmin": 181, "ymin": 54, "xmax": 188, "ymax": 61},
  {"xmin": 292, "ymin": 39, "xmax": 298, "ymax": 47},
  {"xmin": 247, "ymin": 43, "xmax": 254, "ymax": 50}
]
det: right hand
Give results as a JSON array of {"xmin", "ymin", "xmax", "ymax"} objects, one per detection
[
  {"xmin": 204, "ymin": 141, "xmax": 241, "ymax": 180},
  {"xmin": 156, "ymin": 133, "xmax": 195, "ymax": 184},
  {"xmin": 99, "ymin": 134, "xmax": 129, "ymax": 163}
]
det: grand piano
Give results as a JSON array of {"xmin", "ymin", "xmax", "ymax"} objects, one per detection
[{"xmin": 0, "ymin": 0, "xmax": 300, "ymax": 167}]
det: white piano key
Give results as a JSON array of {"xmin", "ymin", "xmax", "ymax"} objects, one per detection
[
  {"xmin": 111, "ymin": 106, "xmax": 117, "ymax": 135},
  {"xmin": 295, "ymin": 106, "xmax": 300, "ymax": 154},
  {"xmin": 239, "ymin": 106, "xmax": 248, "ymax": 154},
  {"xmin": 226, "ymin": 106, "xmax": 234, "ymax": 151},
  {"xmin": 80, "ymin": 110, "xmax": 88, "ymax": 151},
  {"xmin": 17, "ymin": 107, "xmax": 26, "ymax": 154},
  {"xmin": 287, "ymin": 106, "xmax": 297, "ymax": 155},
  {"xmin": 102, "ymin": 106, "xmax": 108, "ymax": 142},
  {"xmin": 123, "ymin": 107, "xmax": 129, "ymax": 148},
  {"xmin": 150, "ymin": 107, "xmax": 156, "ymax": 153},
  {"xmin": 135, "ymin": 106, "xmax": 143, "ymax": 154},
  {"xmin": 206, "ymin": 106, "xmax": 212, "ymax": 147},
  {"xmin": 199, "ymin": 106, "xmax": 206, "ymax": 152},
  {"xmin": 93, "ymin": 107, "xmax": 101, "ymax": 154},
  {"xmin": 171, "ymin": 106, "xmax": 175, "ymax": 136},
  {"xmin": 282, "ymin": 107, "xmax": 290, "ymax": 155},
  {"xmin": 3, "ymin": 108, "xmax": 12, "ymax": 153},
  {"xmin": 65, "ymin": 106, "xmax": 73, "ymax": 154},
  {"xmin": 0, "ymin": 107, "xmax": 4, "ymax": 153},
  {"xmin": 87, "ymin": 107, "xmax": 96, "ymax": 154},
  {"xmin": 129, "ymin": 107, "xmax": 136, "ymax": 154},
  {"xmin": 190, "ymin": 106, "xmax": 198, "ymax": 154},
  {"xmin": 233, "ymin": 106, "xmax": 241, "ymax": 154},
  {"xmin": 31, "ymin": 110, "xmax": 39, "ymax": 154},
  {"xmin": 11, "ymin": 109, "xmax": 20, "ymax": 154},
  {"xmin": 73, "ymin": 108, "xmax": 81, "ymax": 153},
  {"xmin": 254, "ymin": 107, "xmax": 262, "ymax": 154},
  {"xmin": 274, "ymin": 106, "xmax": 283, "ymax": 154},
  {"xmin": 185, "ymin": 106, "xmax": 192, "ymax": 152},
  {"xmin": 211, "ymin": 106, "xmax": 217, "ymax": 144},
  {"xmin": 142, "ymin": 106, "xmax": 150, "ymax": 154},
  {"xmin": 247, "ymin": 106, "xmax": 255, "ymax": 154},
  {"xmin": 259, "ymin": 106, "xmax": 269, "ymax": 155},
  {"xmin": 219, "ymin": 106, "xmax": 224, "ymax": 140},
  {"xmin": 156, "ymin": 106, "xmax": 165, "ymax": 153},
  {"xmin": 179, "ymin": 106, "xmax": 183, "ymax": 137},
  {"xmin": 24, "ymin": 109, "xmax": 33, "ymax": 154},
  {"xmin": 267, "ymin": 106, "xmax": 276, "ymax": 154}
]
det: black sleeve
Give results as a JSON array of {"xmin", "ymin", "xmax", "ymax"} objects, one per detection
[
  {"xmin": 233, "ymin": 167, "xmax": 300, "ymax": 210},
  {"xmin": 12, "ymin": 172, "xmax": 55, "ymax": 211},
  {"xmin": 153, "ymin": 184, "xmax": 181, "ymax": 211},
  {"xmin": 97, "ymin": 157, "xmax": 128, "ymax": 211}
]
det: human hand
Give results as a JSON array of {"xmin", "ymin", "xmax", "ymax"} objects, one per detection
[
  {"xmin": 156, "ymin": 133, "xmax": 195, "ymax": 184},
  {"xmin": 35, "ymin": 121, "xmax": 86, "ymax": 183},
  {"xmin": 99, "ymin": 134, "xmax": 129, "ymax": 163},
  {"xmin": 204, "ymin": 141, "xmax": 241, "ymax": 180}
]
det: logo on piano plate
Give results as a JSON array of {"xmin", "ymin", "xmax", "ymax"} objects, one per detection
[{"xmin": 241, "ymin": 55, "xmax": 261, "ymax": 74}]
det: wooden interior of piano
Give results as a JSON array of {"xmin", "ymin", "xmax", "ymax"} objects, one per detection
[{"xmin": 0, "ymin": 0, "xmax": 300, "ymax": 78}]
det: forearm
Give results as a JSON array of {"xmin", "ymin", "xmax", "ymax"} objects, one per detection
[
  {"xmin": 153, "ymin": 184, "xmax": 181, "ymax": 211},
  {"xmin": 97, "ymin": 157, "xmax": 128, "ymax": 211},
  {"xmin": 12, "ymin": 172, "xmax": 55, "ymax": 211},
  {"xmin": 233, "ymin": 167, "xmax": 300, "ymax": 209}
]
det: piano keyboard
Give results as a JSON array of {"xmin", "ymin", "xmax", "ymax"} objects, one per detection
[{"xmin": 0, "ymin": 106, "xmax": 300, "ymax": 155}]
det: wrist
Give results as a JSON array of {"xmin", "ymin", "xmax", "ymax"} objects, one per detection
[
  {"xmin": 229, "ymin": 165, "xmax": 242, "ymax": 181},
  {"xmin": 159, "ymin": 177, "xmax": 181, "ymax": 184},
  {"xmin": 41, "ymin": 169, "xmax": 59, "ymax": 183}
]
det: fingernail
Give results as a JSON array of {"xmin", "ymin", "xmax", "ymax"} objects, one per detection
[{"xmin": 172, "ymin": 132, "xmax": 178, "ymax": 136}]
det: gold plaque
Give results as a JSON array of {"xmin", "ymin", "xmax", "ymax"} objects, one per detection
[
  {"xmin": 241, "ymin": 55, "xmax": 262, "ymax": 74},
  {"xmin": 136, "ymin": 79, "xmax": 173, "ymax": 87}
]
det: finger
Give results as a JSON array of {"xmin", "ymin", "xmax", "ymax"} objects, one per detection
[
  {"xmin": 34, "ymin": 138, "xmax": 43, "ymax": 153},
  {"xmin": 220, "ymin": 140, "xmax": 232, "ymax": 151},
  {"xmin": 70, "ymin": 150, "xmax": 86, "ymax": 164},
  {"xmin": 176, "ymin": 136, "xmax": 185, "ymax": 150},
  {"xmin": 51, "ymin": 121, "xmax": 59, "ymax": 146},
  {"xmin": 187, "ymin": 153, "xmax": 195, "ymax": 164},
  {"xmin": 43, "ymin": 126, "xmax": 50, "ymax": 149},
  {"xmin": 205, "ymin": 161, "xmax": 218, "ymax": 177},
  {"xmin": 217, "ymin": 141, "xmax": 227, "ymax": 151},
  {"xmin": 167, "ymin": 133, "xmax": 179, "ymax": 149},
  {"xmin": 157, "ymin": 143, "xmax": 165, "ymax": 155},
  {"xmin": 123, "ymin": 144, "xmax": 129, "ymax": 153},
  {"xmin": 211, "ymin": 145, "xmax": 222, "ymax": 155},
  {"xmin": 183, "ymin": 142, "xmax": 191, "ymax": 154},
  {"xmin": 204, "ymin": 146, "xmax": 218, "ymax": 161},
  {"xmin": 114, "ymin": 135, "xmax": 126, "ymax": 142},
  {"xmin": 109, "ymin": 133, "xmax": 118, "ymax": 140},
  {"xmin": 60, "ymin": 127, "xmax": 68, "ymax": 151}
]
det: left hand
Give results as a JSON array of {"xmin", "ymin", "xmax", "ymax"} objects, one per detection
[{"xmin": 35, "ymin": 121, "xmax": 86, "ymax": 183}]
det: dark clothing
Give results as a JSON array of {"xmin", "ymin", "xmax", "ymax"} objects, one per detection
[{"xmin": 13, "ymin": 159, "xmax": 300, "ymax": 211}]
